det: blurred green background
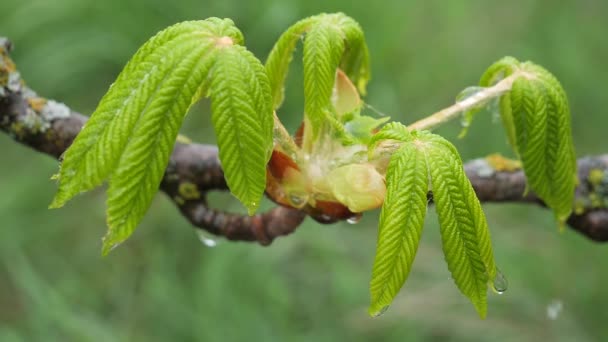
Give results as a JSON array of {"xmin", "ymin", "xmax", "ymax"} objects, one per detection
[{"xmin": 1, "ymin": 0, "xmax": 607, "ymax": 341}]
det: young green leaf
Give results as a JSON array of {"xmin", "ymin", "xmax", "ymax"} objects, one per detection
[
  {"xmin": 509, "ymin": 68, "xmax": 576, "ymax": 223},
  {"xmin": 265, "ymin": 13, "xmax": 370, "ymax": 110},
  {"xmin": 103, "ymin": 41, "xmax": 217, "ymax": 255},
  {"xmin": 264, "ymin": 13, "xmax": 371, "ymax": 149},
  {"xmin": 265, "ymin": 17, "xmax": 315, "ymax": 109},
  {"xmin": 303, "ymin": 21, "xmax": 345, "ymax": 138},
  {"xmin": 369, "ymin": 142, "xmax": 429, "ymax": 316},
  {"xmin": 50, "ymin": 19, "xmax": 273, "ymax": 254},
  {"xmin": 422, "ymin": 132, "xmax": 496, "ymax": 318},
  {"xmin": 50, "ymin": 20, "xmax": 236, "ymax": 209},
  {"xmin": 208, "ymin": 45, "xmax": 274, "ymax": 216},
  {"xmin": 479, "ymin": 58, "xmax": 576, "ymax": 224}
]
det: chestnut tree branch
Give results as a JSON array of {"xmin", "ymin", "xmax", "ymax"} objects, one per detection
[{"xmin": 1, "ymin": 37, "xmax": 607, "ymax": 244}]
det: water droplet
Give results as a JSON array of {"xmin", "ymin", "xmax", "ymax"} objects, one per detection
[
  {"xmin": 371, "ymin": 305, "xmax": 390, "ymax": 317},
  {"xmin": 456, "ymin": 86, "xmax": 492, "ymax": 139},
  {"xmin": 288, "ymin": 191, "xmax": 309, "ymax": 209},
  {"xmin": 319, "ymin": 214, "xmax": 333, "ymax": 222},
  {"xmin": 455, "ymin": 86, "xmax": 485, "ymax": 102},
  {"xmin": 491, "ymin": 268, "xmax": 508, "ymax": 294},
  {"xmin": 488, "ymin": 98, "xmax": 501, "ymax": 123},
  {"xmin": 460, "ymin": 116, "xmax": 471, "ymax": 127},
  {"xmin": 346, "ymin": 214, "xmax": 362, "ymax": 224},
  {"xmin": 196, "ymin": 230, "xmax": 218, "ymax": 248},
  {"xmin": 546, "ymin": 299, "xmax": 563, "ymax": 320}
]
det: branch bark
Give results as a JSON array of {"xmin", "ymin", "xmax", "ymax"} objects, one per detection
[{"xmin": 1, "ymin": 37, "xmax": 607, "ymax": 244}]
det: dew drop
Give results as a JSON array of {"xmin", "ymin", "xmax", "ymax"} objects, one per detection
[
  {"xmin": 455, "ymin": 86, "xmax": 486, "ymax": 104},
  {"xmin": 455, "ymin": 86, "xmax": 493, "ymax": 138},
  {"xmin": 488, "ymin": 98, "xmax": 501, "ymax": 123},
  {"xmin": 371, "ymin": 305, "xmax": 390, "ymax": 318},
  {"xmin": 491, "ymin": 268, "xmax": 508, "ymax": 294},
  {"xmin": 318, "ymin": 214, "xmax": 334, "ymax": 223},
  {"xmin": 546, "ymin": 299, "xmax": 563, "ymax": 320},
  {"xmin": 346, "ymin": 214, "xmax": 362, "ymax": 224},
  {"xmin": 196, "ymin": 230, "xmax": 218, "ymax": 248},
  {"xmin": 288, "ymin": 191, "xmax": 309, "ymax": 209}
]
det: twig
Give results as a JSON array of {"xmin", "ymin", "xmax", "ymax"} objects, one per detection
[{"xmin": 1, "ymin": 37, "xmax": 607, "ymax": 243}]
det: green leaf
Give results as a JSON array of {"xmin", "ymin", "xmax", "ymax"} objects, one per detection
[
  {"xmin": 303, "ymin": 21, "xmax": 345, "ymax": 139},
  {"xmin": 509, "ymin": 65, "xmax": 576, "ymax": 223},
  {"xmin": 103, "ymin": 42, "xmax": 218, "ymax": 255},
  {"xmin": 331, "ymin": 15, "xmax": 371, "ymax": 95},
  {"xmin": 479, "ymin": 56, "xmax": 519, "ymax": 86},
  {"xmin": 264, "ymin": 13, "xmax": 371, "ymax": 150},
  {"xmin": 422, "ymin": 132, "xmax": 496, "ymax": 318},
  {"xmin": 50, "ymin": 20, "xmax": 236, "ymax": 209},
  {"xmin": 50, "ymin": 19, "xmax": 273, "ymax": 254},
  {"xmin": 369, "ymin": 142, "xmax": 429, "ymax": 316},
  {"xmin": 265, "ymin": 17, "xmax": 315, "ymax": 109},
  {"xmin": 479, "ymin": 58, "xmax": 577, "ymax": 224},
  {"xmin": 208, "ymin": 45, "xmax": 274, "ymax": 216}
]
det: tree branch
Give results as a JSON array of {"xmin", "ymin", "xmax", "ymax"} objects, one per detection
[{"xmin": 1, "ymin": 37, "xmax": 607, "ymax": 244}]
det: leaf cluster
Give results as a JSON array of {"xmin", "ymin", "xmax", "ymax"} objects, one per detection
[{"xmin": 49, "ymin": 13, "xmax": 578, "ymax": 319}]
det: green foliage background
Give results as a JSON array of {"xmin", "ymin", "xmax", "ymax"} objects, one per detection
[{"xmin": 0, "ymin": 0, "xmax": 607, "ymax": 340}]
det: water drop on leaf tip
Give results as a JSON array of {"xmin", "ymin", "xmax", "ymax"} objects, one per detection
[
  {"xmin": 196, "ymin": 230, "xmax": 218, "ymax": 248},
  {"xmin": 491, "ymin": 269, "xmax": 508, "ymax": 295},
  {"xmin": 346, "ymin": 214, "xmax": 362, "ymax": 224},
  {"xmin": 370, "ymin": 305, "xmax": 390, "ymax": 317}
]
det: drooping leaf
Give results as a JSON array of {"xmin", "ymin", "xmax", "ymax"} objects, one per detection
[
  {"xmin": 50, "ymin": 20, "xmax": 240, "ymax": 209},
  {"xmin": 369, "ymin": 142, "xmax": 429, "ymax": 316},
  {"xmin": 303, "ymin": 21, "xmax": 345, "ymax": 139},
  {"xmin": 50, "ymin": 19, "xmax": 273, "ymax": 254},
  {"xmin": 421, "ymin": 132, "xmax": 496, "ymax": 318},
  {"xmin": 208, "ymin": 45, "xmax": 274, "ymax": 215},
  {"xmin": 508, "ymin": 66, "xmax": 576, "ymax": 223},
  {"xmin": 264, "ymin": 13, "xmax": 371, "ymax": 148},
  {"xmin": 265, "ymin": 17, "xmax": 315, "ymax": 109},
  {"xmin": 102, "ymin": 41, "xmax": 218, "ymax": 255},
  {"xmin": 478, "ymin": 58, "xmax": 576, "ymax": 224}
]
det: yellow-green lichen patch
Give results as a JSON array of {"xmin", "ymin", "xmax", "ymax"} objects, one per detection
[
  {"xmin": 573, "ymin": 198, "xmax": 586, "ymax": 215},
  {"xmin": 178, "ymin": 182, "xmax": 201, "ymax": 200},
  {"xmin": 173, "ymin": 196, "xmax": 186, "ymax": 206},
  {"xmin": 485, "ymin": 153, "xmax": 522, "ymax": 172},
  {"xmin": 0, "ymin": 47, "xmax": 16, "ymax": 86},
  {"xmin": 588, "ymin": 168, "xmax": 604, "ymax": 188},
  {"xmin": 27, "ymin": 97, "xmax": 47, "ymax": 112},
  {"xmin": 176, "ymin": 134, "xmax": 192, "ymax": 144}
]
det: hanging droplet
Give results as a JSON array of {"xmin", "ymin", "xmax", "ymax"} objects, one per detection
[
  {"xmin": 371, "ymin": 305, "xmax": 390, "ymax": 318},
  {"xmin": 455, "ymin": 86, "xmax": 487, "ymax": 104},
  {"xmin": 546, "ymin": 299, "xmax": 563, "ymax": 320},
  {"xmin": 346, "ymin": 213, "xmax": 362, "ymax": 224},
  {"xmin": 488, "ymin": 98, "xmax": 501, "ymax": 123},
  {"xmin": 491, "ymin": 268, "xmax": 508, "ymax": 294},
  {"xmin": 196, "ymin": 230, "xmax": 218, "ymax": 248},
  {"xmin": 288, "ymin": 191, "xmax": 309, "ymax": 209},
  {"xmin": 456, "ymin": 86, "xmax": 491, "ymax": 139}
]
